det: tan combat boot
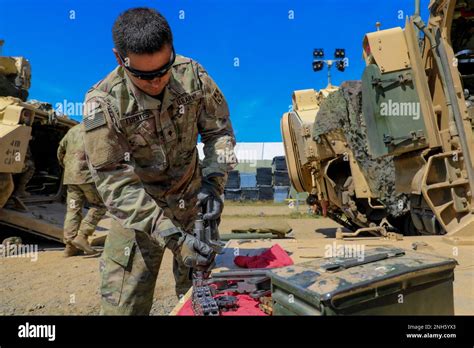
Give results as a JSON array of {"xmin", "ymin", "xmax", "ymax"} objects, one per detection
[
  {"xmin": 64, "ymin": 243, "xmax": 81, "ymax": 257},
  {"xmin": 71, "ymin": 234, "xmax": 100, "ymax": 255}
]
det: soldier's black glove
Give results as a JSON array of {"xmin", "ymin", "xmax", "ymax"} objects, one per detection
[
  {"xmin": 197, "ymin": 175, "xmax": 223, "ymax": 221},
  {"xmin": 151, "ymin": 220, "xmax": 215, "ymax": 269},
  {"xmin": 167, "ymin": 232, "xmax": 215, "ymax": 269}
]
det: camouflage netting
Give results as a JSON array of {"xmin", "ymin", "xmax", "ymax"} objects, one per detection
[
  {"xmin": 0, "ymin": 75, "xmax": 28, "ymax": 101},
  {"xmin": 26, "ymin": 100, "xmax": 54, "ymax": 111},
  {"xmin": 313, "ymin": 81, "xmax": 409, "ymax": 217}
]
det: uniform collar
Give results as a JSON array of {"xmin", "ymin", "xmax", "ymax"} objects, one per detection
[{"xmin": 122, "ymin": 65, "xmax": 184, "ymax": 113}]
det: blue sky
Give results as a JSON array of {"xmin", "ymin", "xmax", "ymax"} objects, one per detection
[{"xmin": 0, "ymin": 0, "xmax": 430, "ymax": 141}]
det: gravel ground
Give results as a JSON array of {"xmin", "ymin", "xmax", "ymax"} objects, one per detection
[{"xmin": 0, "ymin": 204, "xmax": 320, "ymax": 316}]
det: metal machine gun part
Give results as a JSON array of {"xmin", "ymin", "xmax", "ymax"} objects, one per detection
[
  {"xmin": 204, "ymin": 269, "xmax": 272, "ymax": 299},
  {"xmin": 192, "ymin": 286, "xmax": 219, "ymax": 316},
  {"xmin": 192, "ymin": 268, "xmax": 273, "ymax": 315},
  {"xmin": 193, "ymin": 212, "xmax": 224, "ymax": 254},
  {"xmin": 192, "ymin": 271, "xmax": 219, "ymax": 316},
  {"xmin": 191, "ymin": 199, "xmax": 225, "ymax": 316},
  {"xmin": 216, "ymin": 295, "xmax": 239, "ymax": 312}
]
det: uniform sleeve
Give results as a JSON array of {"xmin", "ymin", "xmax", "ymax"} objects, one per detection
[
  {"xmin": 195, "ymin": 63, "xmax": 237, "ymax": 193},
  {"xmin": 82, "ymin": 96, "xmax": 179, "ymax": 238},
  {"xmin": 57, "ymin": 132, "xmax": 67, "ymax": 168}
]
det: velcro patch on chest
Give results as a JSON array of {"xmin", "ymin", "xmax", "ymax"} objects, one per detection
[
  {"xmin": 83, "ymin": 111, "xmax": 106, "ymax": 132},
  {"xmin": 120, "ymin": 110, "xmax": 153, "ymax": 126},
  {"xmin": 176, "ymin": 91, "xmax": 202, "ymax": 106}
]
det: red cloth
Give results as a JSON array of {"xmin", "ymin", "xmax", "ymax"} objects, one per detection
[
  {"xmin": 176, "ymin": 291, "xmax": 267, "ymax": 316},
  {"xmin": 234, "ymin": 244, "xmax": 293, "ymax": 269},
  {"xmin": 177, "ymin": 244, "xmax": 293, "ymax": 316}
]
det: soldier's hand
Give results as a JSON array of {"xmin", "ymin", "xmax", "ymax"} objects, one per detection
[
  {"xmin": 169, "ymin": 233, "xmax": 215, "ymax": 269},
  {"xmin": 197, "ymin": 176, "xmax": 223, "ymax": 221}
]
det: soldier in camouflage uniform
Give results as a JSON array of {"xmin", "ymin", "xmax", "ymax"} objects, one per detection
[
  {"xmin": 58, "ymin": 124, "xmax": 107, "ymax": 257},
  {"xmin": 82, "ymin": 8, "xmax": 236, "ymax": 315}
]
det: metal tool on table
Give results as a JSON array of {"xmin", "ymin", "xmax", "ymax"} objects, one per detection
[
  {"xmin": 192, "ymin": 268, "xmax": 272, "ymax": 315},
  {"xmin": 204, "ymin": 269, "xmax": 272, "ymax": 299},
  {"xmin": 191, "ymin": 196, "xmax": 225, "ymax": 316},
  {"xmin": 191, "ymin": 196, "xmax": 273, "ymax": 314},
  {"xmin": 215, "ymin": 295, "xmax": 239, "ymax": 312}
]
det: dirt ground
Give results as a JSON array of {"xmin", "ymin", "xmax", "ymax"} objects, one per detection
[
  {"xmin": 1, "ymin": 203, "xmax": 472, "ymax": 315},
  {"xmin": 0, "ymin": 202, "xmax": 312, "ymax": 316}
]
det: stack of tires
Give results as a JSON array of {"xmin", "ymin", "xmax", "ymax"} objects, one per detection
[
  {"xmin": 223, "ymin": 156, "xmax": 291, "ymax": 203},
  {"xmin": 272, "ymin": 156, "xmax": 290, "ymax": 203},
  {"xmin": 241, "ymin": 173, "xmax": 258, "ymax": 201},
  {"xmin": 256, "ymin": 167, "xmax": 273, "ymax": 201},
  {"xmin": 224, "ymin": 170, "xmax": 241, "ymax": 201}
]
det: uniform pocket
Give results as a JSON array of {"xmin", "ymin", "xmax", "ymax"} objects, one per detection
[
  {"xmin": 107, "ymin": 239, "xmax": 135, "ymax": 268},
  {"xmin": 175, "ymin": 104, "xmax": 199, "ymax": 157},
  {"xmin": 127, "ymin": 121, "xmax": 167, "ymax": 171},
  {"xmin": 100, "ymin": 221, "xmax": 136, "ymax": 306}
]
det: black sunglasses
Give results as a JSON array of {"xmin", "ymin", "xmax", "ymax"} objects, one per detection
[{"xmin": 118, "ymin": 47, "xmax": 176, "ymax": 80}]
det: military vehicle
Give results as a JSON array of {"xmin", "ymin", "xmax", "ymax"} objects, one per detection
[
  {"xmin": 0, "ymin": 40, "xmax": 79, "ymax": 242},
  {"xmin": 282, "ymin": 0, "xmax": 474, "ymax": 245}
]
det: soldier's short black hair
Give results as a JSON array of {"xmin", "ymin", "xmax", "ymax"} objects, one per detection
[{"xmin": 112, "ymin": 7, "xmax": 173, "ymax": 56}]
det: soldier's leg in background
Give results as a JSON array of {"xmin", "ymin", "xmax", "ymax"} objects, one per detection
[
  {"xmin": 78, "ymin": 183, "xmax": 107, "ymax": 237},
  {"xmin": 13, "ymin": 158, "xmax": 35, "ymax": 197},
  {"xmin": 100, "ymin": 218, "xmax": 165, "ymax": 315},
  {"xmin": 71, "ymin": 184, "xmax": 106, "ymax": 255},
  {"xmin": 63, "ymin": 185, "xmax": 85, "ymax": 243}
]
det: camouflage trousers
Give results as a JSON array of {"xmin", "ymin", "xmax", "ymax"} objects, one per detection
[
  {"xmin": 13, "ymin": 157, "xmax": 35, "ymax": 195},
  {"xmin": 100, "ymin": 189, "xmax": 200, "ymax": 315},
  {"xmin": 63, "ymin": 184, "xmax": 107, "ymax": 243}
]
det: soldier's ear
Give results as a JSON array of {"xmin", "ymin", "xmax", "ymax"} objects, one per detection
[{"xmin": 112, "ymin": 48, "xmax": 122, "ymax": 66}]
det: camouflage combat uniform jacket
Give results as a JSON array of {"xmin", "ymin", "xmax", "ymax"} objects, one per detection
[
  {"xmin": 57, "ymin": 123, "xmax": 93, "ymax": 185},
  {"xmin": 82, "ymin": 55, "xmax": 236, "ymax": 237}
]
